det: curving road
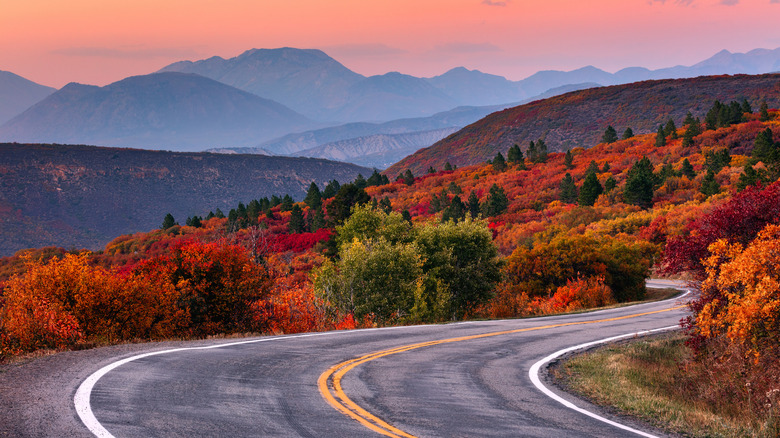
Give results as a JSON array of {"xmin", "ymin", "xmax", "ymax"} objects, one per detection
[{"xmin": 68, "ymin": 280, "xmax": 689, "ymax": 438}]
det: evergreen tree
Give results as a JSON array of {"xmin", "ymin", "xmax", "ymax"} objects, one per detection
[
  {"xmin": 736, "ymin": 163, "xmax": 767, "ymax": 192},
  {"xmin": 564, "ymin": 150, "xmax": 574, "ymax": 169},
  {"xmin": 447, "ymin": 181, "xmax": 462, "ymax": 195},
  {"xmin": 467, "ymin": 191, "xmax": 481, "ymax": 219},
  {"xmin": 760, "ymin": 100, "xmax": 771, "ymax": 122},
  {"xmin": 586, "ymin": 160, "xmax": 600, "ymax": 175},
  {"xmin": 482, "ymin": 184, "xmax": 508, "ymax": 216},
  {"xmin": 507, "ymin": 144, "xmax": 523, "ymax": 164},
  {"xmin": 236, "ymin": 202, "xmax": 248, "ymax": 221},
  {"xmin": 526, "ymin": 141, "xmax": 538, "ymax": 163},
  {"xmin": 270, "ymin": 195, "xmax": 282, "ymax": 207},
  {"xmin": 535, "ymin": 139, "xmax": 548, "ymax": 163},
  {"xmin": 492, "ymin": 152, "xmax": 507, "ymax": 172},
  {"xmin": 247, "ymin": 200, "xmax": 261, "ymax": 223},
  {"xmin": 704, "ymin": 148, "xmax": 731, "ymax": 174},
  {"xmin": 215, "ymin": 208, "xmax": 225, "ymax": 219},
  {"xmin": 681, "ymin": 158, "xmax": 696, "ymax": 179},
  {"xmin": 741, "ymin": 98, "xmax": 753, "ymax": 115},
  {"xmin": 623, "ymin": 157, "xmax": 655, "ymax": 208},
  {"xmin": 402, "ymin": 169, "xmax": 415, "ymax": 186},
  {"xmin": 604, "ymin": 176, "xmax": 617, "ymax": 193},
  {"xmin": 329, "ymin": 183, "xmax": 370, "ymax": 223},
  {"xmin": 322, "ymin": 180, "xmax": 340, "ymax": 199},
  {"xmin": 304, "ymin": 182, "xmax": 322, "ymax": 209},
  {"xmin": 559, "ymin": 173, "xmax": 578, "ymax": 203},
  {"xmin": 280, "ymin": 195, "xmax": 294, "ymax": 212},
  {"xmin": 444, "ymin": 162, "xmax": 453, "ymax": 171},
  {"xmin": 441, "ymin": 195, "xmax": 466, "ymax": 223},
  {"xmin": 162, "ymin": 213, "xmax": 176, "ymax": 229},
  {"xmin": 288, "ymin": 204, "xmax": 306, "ymax": 233},
  {"xmin": 683, "ymin": 112, "xmax": 696, "ymax": 126},
  {"xmin": 354, "ymin": 174, "xmax": 367, "ymax": 189},
  {"xmin": 401, "ymin": 209, "xmax": 412, "ymax": 223},
  {"xmin": 308, "ymin": 206, "xmax": 327, "ymax": 231},
  {"xmin": 379, "ymin": 197, "xmax": 393, "ymax": 214},
  {"xmin": 206, "ymin": 211, "xmax": 215, "ymax": 220},
  {"xmin": 578, "ymin": 170, "xmax": 603, "ymax": 206},
  {"xmin": 699, "ymin": 170, "xmax": 720, "ymax": 197},
  {"xmin": 602, "ymin": 125, "xmax": 618, "ymax": 144},
  {"xmin": 622, "ymin": 127, "xmax": 634, "ymax": 140},
  {"xmin": 664, "ymin": 119, "xmax": 678, "ymax": 139},
  {"xmin": 427, "ymin": 166, "xmax": 437, "ymax": 174},
  {"xmin": 681, "ymin": 117, "xmax": 702, "ymax": 147},
  {"xmin": 366, "ymin": 170, "xmax": 384, "ymax": 187},
  {"xmin": 602, "ymin": 162, "xmax": 611, "ymax": 172},
  {"xmin": 752, "ymin": 128, "xmax": 777, "ymax": 164},
  {"xmin": 655, "ymin": 125, "xmax": 666, "ymax": 148},
  {"xmin": 189, "ymin": 216, "xmax": 202, "ymax": 228}
]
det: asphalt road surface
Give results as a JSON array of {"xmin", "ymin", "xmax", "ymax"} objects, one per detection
[{"xmin": 69, "ymin": 280, "xmax": 689, "ymax": 438}]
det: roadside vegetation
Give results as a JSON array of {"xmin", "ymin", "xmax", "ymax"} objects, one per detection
[{"xmin": 1, "ymin": 100, "xmax": 779, "ymax": 373}]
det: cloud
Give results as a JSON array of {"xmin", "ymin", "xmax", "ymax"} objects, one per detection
[
  {"xmin": 482, "ymin": 0, "xmax": 508, "ymax": 6},
  {"xmin": 51, "ymin": 46, "xmax": 201, "ymax": 59},
  {"xmin": 430, "ymin": 42, "xmax": 502, "ymax": 54},
  {"xmin": 323, "ymin": 44, "xmax": 406, "ymax": 57},
  {"xmin": 648, "ymin": 0, "xmax": 695, "ymax": 5},
  {"xmin": 771, "ymin": 0, "xmax": 779, "ymax": 4},
  {"xmin": 720, "ymin": 0, "xmax": 739, "ymax": 4}
]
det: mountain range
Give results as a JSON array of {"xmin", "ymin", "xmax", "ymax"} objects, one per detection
[
  {"xmin": 0, "ymin": 143, "xmax": 371, "ymax": 256},
  {"xmin": 387, "ymin": 73, "xmax": 780, "ymax": 176},
  {"xmin": 0, "ymin": 70, "xmax": 55, "ymax": 126},
  {"xmin": 2, "ymin": 47, "xmax": 780, "ymax": 163}
]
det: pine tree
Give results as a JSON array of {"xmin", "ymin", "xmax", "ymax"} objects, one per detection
[
  {"xmin": 578, "ymin": 170, "xmax": 603, "ymax": 206},
  {"xmin": 492, "ymin": 152, "xmax": 507, "ymax": 172},
  {"xmin": 280, "ymin": 195, "xmax": 294, "ymax": 212},
  {"xmin": 664, "ymin": 119, "xmax": 678, "ymax": 139},
  {"xmin": 736, "ymin": 163, "xmax": 767, "ymax": 192},
  {"xmin": 602, "ymin": 162, "xmax": 611, "ymax": 172},
  {"xmin": 379, "ymin": 197, "xmax": 393, "ymax": 214},
  {"xmin": 467, "ymin": 191, "xmax": 481, "ymax": 219},
  {"xmin": 215, "ymin": 208, "xmax": 225, "ymax": 219},
  {"xmin": 681, "ymin": 117, "xmax": 702, "ymax": 148},
  {"xmin": 741, "ymin": 98, "xmax": 753, "ymax": 115},
  {"xmin": 752, "ymin": 128, "xmax": 777, "ymax": 164},
  {"xmin": 564, "ymin": 150, "xmax": 574, "ymax": 169},
  {"xmin": 683, "ymin": 112, "xmax": 696, "ymax": 126},
  {"xmin": 482, "ymin": 184, "xmax": 508, "ymax": 216},
  {"xmin": 304, "ymin": 182, "xmax": 322, "ymax": 209},
  {"xmin": 308, "ymin": 206, "xmax": 327, "ymax": 231},
  {"xmin": 559, "ymin": 173, "xmax": 578, "ymax": 203},
  {"xmin": 699, "ymin": 170, "xmax": 720, "ymax": 197},
  {"xmin": 526, "ymin": 141, "xmax": 538, "ymax": 163},
  {"xmin": 354, "ymin": 174, "xmax": 367, "ymax": 189},
  {"xmin": 288, "ymin": 204, "xmax": 306, "ymax": 233},
  {"xmin": 622, "ymin": 127, "xmax": 634, "ymax": 140},
  {"xmin": 507, "ymin": 144, "xmax": 523, "ymax": 164},
  {"xmin": 322, "ymin": 180, "xmax": 340, "ymax": 199},
  {"xmin": 760, "ymin": 100, "xmax": 770, "ymax": 122},
  {"xmin": 602, "ymin": 125, "xmax": 618, "ymax": 144},
  {"xmin": 247, "ymin": 200, "xmax": 261, "ymax": 223},
  {"xmin": 681, "ymin": 158, "xmax": 696, "ymax": 179},
  {"xmin": 366, "ymin": 170, "xmax": 384, "ymax": 187},
  {"xmin": 427, "ymin": 166, "xmax": 437, "ymax": 174},
  {"xmin": 441, "ymin": 195, "xmax": 466, "ymax": 223},
  {"xmin": 535, "ymin": 139, "xmax": 548, "ymax": 163},
  {"xmin": 444, "ymin": 162, "xmax": 453, "ymax": 171},
  {"xmin": 162, "ymin": 213, "xmax": 176, "ymax": 229},
  {"xmin": 586, "ymin": 160, "xmax": 599, "ymax": 175},
  {"xmin": 403, "ymin": 169, "xmax": 415, "ymax": 186},
  {"xmin": 604, "ymin": 176, "xmax": 617, "ymax": 193},
  {"xmin": 655, "ymin": 125, "xmax": 666, "ymax": 148},
  {"xmin": 623, "ymin": 157, "xmax": 655, "ymax": 208}
]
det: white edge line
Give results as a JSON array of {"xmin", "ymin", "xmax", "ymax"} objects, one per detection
[
  {"xmin": 529, "ymin": 325, "xmax": 681, "ymax": 438},
  {"xmin": 76, "ymin": 285, "xmax": 691, "ymax": 437}
]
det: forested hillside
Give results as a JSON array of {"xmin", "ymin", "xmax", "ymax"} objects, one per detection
[{"xmin": 387, "ymin": 74, "xmax": 780, "ymax": 176}]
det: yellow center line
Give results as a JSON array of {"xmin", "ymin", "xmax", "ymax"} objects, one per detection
[{"xmin": 318, "ymin": 305, "xmax": 685, "ymax": 437}]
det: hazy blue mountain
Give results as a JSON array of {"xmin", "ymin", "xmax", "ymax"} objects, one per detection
[
  {"xmin": 0, "ymin": 70, "xmax": 56, "ymax": 125},
  {"xmin": 0, "ymin": 72, "xmax": 313, "ymax": 151},
  {"xmin": 159, "ymin": 48, "xmax": 364, "ymax": 120},
  {"xmin": 426, "ymin": 67, "xmax": 524, "ymax": 106},
  {"xmin": 294, "ymin": 127, "xmax": 460, "ymax": 169}
]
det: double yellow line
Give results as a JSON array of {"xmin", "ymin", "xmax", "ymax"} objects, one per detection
[{"xmin": 318, "ymin": 306, "xmax": 684, "ymax": 438}]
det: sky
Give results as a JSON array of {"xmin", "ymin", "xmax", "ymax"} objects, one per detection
[{"xmin": 2, "ymin": 0, "xmax": 780, "ymax": 88}]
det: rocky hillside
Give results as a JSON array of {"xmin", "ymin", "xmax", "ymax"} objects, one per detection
[
  {"xmin": 0, "ymin": 143, "xmax": 370, "ymax": 255},
  {"xmin": 387, "ymin": 74, "xmax": 780, "ymax": 176}
]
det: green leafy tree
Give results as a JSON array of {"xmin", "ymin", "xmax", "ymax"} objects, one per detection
[
  {"xmin": 414, "ymin": 219, "xmax": 502, "ymax": 319},
  {"xmin": 602, "ymin": 125, "xmax": 618, "ymax": 144},
  {"xmin": 559, "ymin": 173, "xmax": 578, "ymax": 203},
  {"xmin": 482, "ymin": 184, "xmax": 509, "ymax": 216},
  {"xmin": 578, "ymin": 170, "xmax": 603, "ymax": 206},
  {"xmin": 162, "ymin": 213, "xmax": 176, "ymax": 230},
  {"xmin": 335, "ymin": 204, "xmax": 412, "ymax": 248},
  {"xmin": 624, "ymin": 157, "xmax": 655, "ymax": 208}
]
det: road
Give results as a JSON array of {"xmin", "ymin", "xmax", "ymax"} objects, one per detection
[{"xmin": 70, "ymin": 280, "xmax": 689, "ymax": 437}]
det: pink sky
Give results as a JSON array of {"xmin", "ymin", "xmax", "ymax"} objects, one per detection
[{"xmin": 2, "ymin": 0, "xmax": 780, "ymax": 88}]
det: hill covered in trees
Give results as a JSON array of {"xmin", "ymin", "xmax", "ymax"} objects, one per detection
[
  {"xmin": 0, "ymin": 143, "xmax": 370, "ymax": 255},
  {"xmin": 387, "ymin": 74, "xmax": 780, "ymax": 176}
]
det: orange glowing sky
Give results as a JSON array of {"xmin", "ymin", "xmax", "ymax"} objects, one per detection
[{"xmin": 2, "ymin": 0, "xmax": 780, "ymax": 88}]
